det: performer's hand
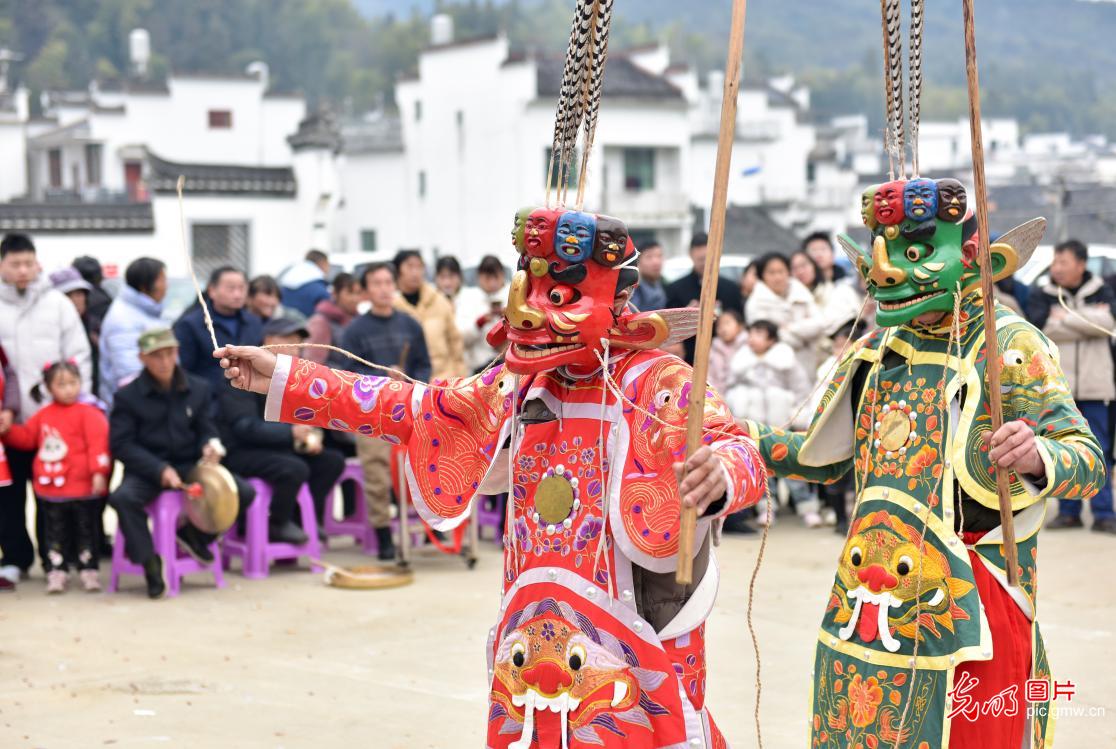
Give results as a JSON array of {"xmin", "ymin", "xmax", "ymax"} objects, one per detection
[
  {"xmin": 0, "ymin": 409, "xmax": 12, "ymax": 434},
  {"xmin": 674, "ymin": 446, "xmax": 727, "ymax": 515},
  {"xmin": 161, "ymin": 465, "xmax": 184, "ymax": 490},
  {"xmin": 216, "ymin": 345, "xmax": 276, "ymax": 395},
  {"xmin": 986, "ymin": 420, "xmax": 1044, "ymax": 478},
  {"xmin": 91, "ymin": 473, "xmax": 108, "ymax": 496}
]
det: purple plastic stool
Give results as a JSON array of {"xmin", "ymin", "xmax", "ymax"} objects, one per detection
[
  {"xmin": 322, "ymin": 459, "xmax": 375, "ymax": 552},
  {"xmin": 222, "ymin": 479, "xmax": 322, "ymax": 578},
  {"xmin": 476, "ymin": 494, "xmax": 504, "ymax": 544},
  {"xmin": 108, "ymin": 490, "xmax": 226, "ymax": 597},
  {"xmin": 321, "ymin": 458, "xmax": 425, "ymax": 555}
]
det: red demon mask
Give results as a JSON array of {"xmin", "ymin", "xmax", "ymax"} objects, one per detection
[
  {"xmin": 873, "ymin": 180, "xmax": 905, "ymax": 226},
  {"xmin": 488, "ymin": 207, "xmax": 670, "ymax": 375}
]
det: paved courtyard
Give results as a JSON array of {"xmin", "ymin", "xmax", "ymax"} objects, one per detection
[{"xmin": 1, "ymin": 507, "xmax": 1112, "ymax": 748}]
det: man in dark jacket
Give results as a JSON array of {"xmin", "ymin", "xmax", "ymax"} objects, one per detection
[
  {"xmin": 109, "ymin": 328, "xmax": 255, "ymax": 598},
  {"xmin": 665, "ymin": 232, "xmax": 744, "ymax": 363},
  {"xmin": 1026, "ymin": 239, "xmax": 1116, "ymax": 534},
  {"xmin": 219, "ymin": 318, "xmax": 345, "ymax": 542},
  {"xmin": 173, "ymin": 266, "xmax": 263, "ymax": 392},
  {"xmin": 340, "ymin": 262, "xmax": 432, "ymax": 559}
]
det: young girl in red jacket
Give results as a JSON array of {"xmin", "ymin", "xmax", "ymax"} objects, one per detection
[{"xmin": 1, "ymin": 361, "xmax": 111, "ymax": 593}]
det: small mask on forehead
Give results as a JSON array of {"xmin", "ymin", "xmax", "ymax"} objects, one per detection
[
  {"xmin": 524, "ymin": 208, "xmax": 563, "ymax": 257},
  {"xmin": 936, "ymin": 179, "xmax": 968, "ymax": 223},
  {"xmin": 861, "ymin": 187, "xmax": 879, "ymax": 230},
  {"xmin": 593, "ymin": 214, "xmax": 630, "ymax": 268},
  {"xmin": 511, "ymin": 206, "xmax": 534, "ymax": 253},
  {"xmin": 554, "ymin": 211, "xmax": 597, "ymax": 264},
  {"xmin": 874, "ymin": 180, "xmax": 905, "ymax": 226},
  {"xmin": 903, "ymin": 178, "xmax": 938, "ymax": 222}
]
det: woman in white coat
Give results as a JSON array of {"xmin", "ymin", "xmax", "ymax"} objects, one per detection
[{"xmin": 745, "ymin": 253, "xmax": 825, "ymax": 377}]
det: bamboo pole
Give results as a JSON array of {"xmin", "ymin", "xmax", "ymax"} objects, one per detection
[
  {"xmin": 676, "ymin": 0, "xmax": 749, "ymax": 586},
  {"xmin": 962, "ymin": 0, "xmax": 1020, "ymax": 587}
]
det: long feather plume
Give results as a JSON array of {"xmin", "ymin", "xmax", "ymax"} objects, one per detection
[
  {"xmin": 908, "ymin": 0, "xmax": 925, "ymax": 175},
  {"xmin": 883, "ymin": 0, "xmax": 905, "ymax": 175}
]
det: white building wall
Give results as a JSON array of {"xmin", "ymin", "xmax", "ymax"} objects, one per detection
[{"xmin": 336, "ymin": 149, "xmax": 412, "ymax": 261}]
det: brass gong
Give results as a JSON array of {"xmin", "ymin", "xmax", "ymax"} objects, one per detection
[
  {"xmin": 184, "ymin": 463, "xmax": 239, "ymax": 535},
  {"xmin": 535, "ymin": 475, "xmax": 575, "ymax": 525}
]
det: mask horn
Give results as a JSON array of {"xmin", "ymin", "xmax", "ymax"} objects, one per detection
[{"xmin": 836, "ymin": 234, "xmax": 868, "ymax": 266}]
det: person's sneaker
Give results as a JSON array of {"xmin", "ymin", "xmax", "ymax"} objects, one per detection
[
  {"xmin": 143, "ymin": 556, "xmax": 166, "ymax": 599},
  {"xmin": 803, "ymin": 511, "xmax": 824, "ymax": 528},
  {"xmin": 176, "ymin": 525, "xmax": 215, "ymax": 564},
  {"xmin": 46, "ymin": 570, "xmax": 67, "ymax": 594},
  {"xmin": 821, "ymin": 508, "xmax": 838, "ymax": 526},
  {"xmin": 0, "ymin": 577, "xmax": 13, "ymax": 592},
  {"xmin": 1092, "ymin": 518, "xmax": 1116, "ymax": 535},
  {"xmin": 269, "ymin": 521, "xmax": 309, "ymax": 545},
  {"xmin": 79, "ymin": 569, "xmax": 102, "ymax": 592},
  {"xmin": 375, "ymin": 526, "xmax": 397, "ymax": 561},
  {"xmin": 1047, "ymin": 515, "xmax": 1084, "ymax": 530},
  {"xmin": 0, "ymin": 565, "xmax": 19, "ymax": 585}
]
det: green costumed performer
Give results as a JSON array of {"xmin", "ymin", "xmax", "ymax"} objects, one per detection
[{"xmin": 743, "ymin": 177, "xmax": 1104, "ymax": 748}]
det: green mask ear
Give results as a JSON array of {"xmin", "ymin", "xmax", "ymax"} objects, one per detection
[{"xmin": 837, "ymin": 234, "xmax": 870, "ymax": 278}]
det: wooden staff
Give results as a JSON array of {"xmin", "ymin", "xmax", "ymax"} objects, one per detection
[
  {"xmin": 676, "ymin": 0, "xmax": 749, "ymax": 586},
  {"xmin": 963, "ymin": 0, "xmax": 1019, "ymax": 587}
]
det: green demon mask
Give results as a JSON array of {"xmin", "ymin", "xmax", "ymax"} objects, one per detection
[{"xmin": 838, "ymin": 178, "xmax": 1045, "ymax": 327}]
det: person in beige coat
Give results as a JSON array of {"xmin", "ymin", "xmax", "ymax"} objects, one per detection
[
  {"xmin": 393, "ymin": 250, "xmax": 465, "ymax": 380},
  {"xmin": 745, "ymin": 252, "xmax": 825, "ymax": 377}
]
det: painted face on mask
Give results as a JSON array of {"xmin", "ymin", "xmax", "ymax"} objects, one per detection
[
  {"xmin": 488, "ymin": 208, "xmax": 668, "ymax": 375},
  {"xmin": 903, "ymin": 178, "xmax": 938, "ymax": 222},
  {"xmin": 593, "ymin": 215, "xmax": 630, "ymax": 268},
  {"xmin": 554, "ymin": 211, "xmax": 597, "ymax": 264},
  {"xmin": 874, "ymin": 180, "xmax": 905, "ymax": 226},
  {"xmin": 524, "ymin": 208, "xmax": 563, "ymax": 258},
  {"xmin": 511, "ymin": 206, "xmax": 535, "ymax": 253},
  {"xmin": 936, "ymin": 179, "xmax": 968, "ymax": 223},
  {"xmin": 861, "ymin": 187, "xmax": 879, "ymax": 230}
]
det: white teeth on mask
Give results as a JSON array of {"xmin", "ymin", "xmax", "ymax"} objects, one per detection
[
  {"xmin": 928, "ymin": 588, "xmax": 945, "ymax": 607},
  {"xmin": 837, "ymin": 585, "xmax": 904, "ymax": 653},
  {"xmin": 879, "ymin": 290, "xmax": 946, "ymax": 311},
  {"xmin": 611, "ymin": 681, "xmax": 628, "ymax": 707},
  {"xmin": 510, "ymin": 688, "xmax": 583, "ymax": 749},
  {"xmin": 514, "ymin": 344, "xmax": 579, "ymax": 359}
]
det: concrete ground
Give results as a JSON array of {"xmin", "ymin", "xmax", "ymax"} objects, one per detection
[{"xmin": 0, "ymin": 508, "xmax": 1113, "ymax": 749}]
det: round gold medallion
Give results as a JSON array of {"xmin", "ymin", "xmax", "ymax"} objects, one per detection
[
  {"xmin": 535, "ymin": 475, "xmax": 575, "ymax": 525},
  {"xmin": 878, "ymin": 410, "xmax": 911, "ymax": 453}
]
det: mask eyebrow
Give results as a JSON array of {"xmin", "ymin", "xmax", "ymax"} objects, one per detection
[{"xmin": 548, "ymin": 262, "xmax": 587, "ymax": 284}]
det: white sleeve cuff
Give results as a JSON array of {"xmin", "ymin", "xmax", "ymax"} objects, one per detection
[{"xmin": 264, "ymin": 354, "xmax": 294, "ymax": 422}]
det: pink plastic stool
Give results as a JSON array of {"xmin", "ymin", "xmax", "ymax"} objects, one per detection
[
  {"xmin": 476, "ymin": 495, "xmax": 504, "ymax": 544},
  {"xmin": 322, "ymin": 459, "xmax": 375, "ymax": 551},
  {"xmin": 222, "ymin": 479, "xmax": 322, "ymax": 578},
  {"xmin": 108, "ymin": 490, "xmax": 226, "ymax": 597}
]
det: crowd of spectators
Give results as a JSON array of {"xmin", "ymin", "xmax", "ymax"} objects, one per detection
[{"xmin": 1, "ymin": 228, "xmax": 1113, "ymax": 596}]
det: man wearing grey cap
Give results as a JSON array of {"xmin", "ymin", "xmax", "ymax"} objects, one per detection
[{"xmin": 108, "ymin": 327, "xmax": 254, "ymax": 598}]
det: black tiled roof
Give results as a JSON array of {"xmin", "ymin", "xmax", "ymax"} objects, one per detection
[
  {"xmin": 721, "ymin": 205, "xmax": 801, "ymax": 256},
  {"xmin": 147, "ymin": 152, "xmax": 296, "ymax": 196},
  {"xmin": 535, "ymin": 56, "xmax": 683, "ymax": 100},
  {"xmin": 0, "ymin": 202, "xmax": 154, "ymax": 233}
]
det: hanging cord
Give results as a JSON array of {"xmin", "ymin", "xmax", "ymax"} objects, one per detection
[
  {"xmin": 177, "ymin": 176, "xmax": 219, "ymax": 351},
  {"xmin": 890, "ymin": 285, "xmax": 963, "ymax": 749},
  {"xmin": 1057, "ymin": 285, "xmax": 1116, "ymax": 339},
  {"xmin": 908, "ymin": 0, "xmax": 925, "ymax": 176},
  {"xmin": 590, "ymin": 339, "xmax": 617, "ymax": 602}
]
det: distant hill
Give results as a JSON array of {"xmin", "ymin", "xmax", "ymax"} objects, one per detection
[{"xmin": 7, "ymin": 0, "xmax": 1115, "ymax": 137}]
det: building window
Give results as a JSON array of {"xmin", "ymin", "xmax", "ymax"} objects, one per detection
[
  {"xmin": 48, "ymin": 148, "xmax": 62, "ymax": 188},
  {"xmin": 418, "ymin": 171, "xmax": 427, "ymax": 198},
  {"xmin": 414, "ymin": 100, "xmax": 423, "ymax": 122},
  {"xmin": 623, "ymin": 148, "xmax": 655, "ymax": 191},
  {"xmin": 456, "ymin": 110, "xmax": 464, "ymax": 128},
  {"xmin": 85, "ymin": 143, "xmax": 103, "ymax": 186},
  {"xmin": 360, "ymin": 229, "xmax": 378, "ymax": 253},
  {"xmin": 192, "ymin": 222, "xmax": 250, "ymax": 281},
  {"xmin": 208, "ymin": 110, "xmax": 232, "ymax": 129},
  {"xmin": 544, "ymin": 147, "xmax": 578, "ymax": 190}
]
